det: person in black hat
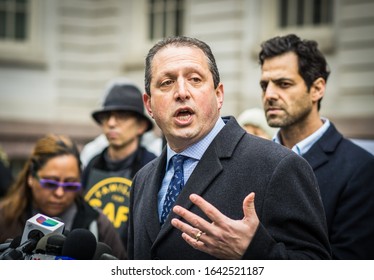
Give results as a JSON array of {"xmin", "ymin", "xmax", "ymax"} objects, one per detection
[{"xmin": 82, "ymin": 80, "xmax": 157, "ymax": 249}]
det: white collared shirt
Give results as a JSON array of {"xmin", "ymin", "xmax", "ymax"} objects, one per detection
[{"xmin": 273, "ymin": 118, "xmax": 330, "ymax": 156}]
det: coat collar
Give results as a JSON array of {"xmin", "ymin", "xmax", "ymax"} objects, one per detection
[{"xmin": 303, "ymin": 122, "xmax": 343, "ymax": 169}]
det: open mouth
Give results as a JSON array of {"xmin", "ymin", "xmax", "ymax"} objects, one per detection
[
  {"xmin": 175, "ymin": 107, "xmax": 194, "ymax": 121},
  {"xmin": 176, "ymin": 109, "xmax": 193, "ymax": 121}
]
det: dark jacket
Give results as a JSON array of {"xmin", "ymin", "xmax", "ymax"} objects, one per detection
[
  {"xmin": 303, "ymin": 123, "xmax": 374, "ymax": 259},
  {"xmin": 128, "ymin": 116, "xmax": 331, "ymax": 260},
  {"xmin": 82, "ymin": 145, "xmax": 157, "ymax": 249}
]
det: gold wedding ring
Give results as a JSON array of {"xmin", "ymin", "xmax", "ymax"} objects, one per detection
[{"xmin": 195, "ymin": 230, "xmax": 203, "ymax": 242}]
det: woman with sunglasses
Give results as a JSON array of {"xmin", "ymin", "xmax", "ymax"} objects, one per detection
[{"xmin": 0, "ymin": 134, "xmax": 126, "ymax": 259}]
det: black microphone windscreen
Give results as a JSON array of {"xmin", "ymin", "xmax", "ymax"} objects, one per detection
[
  {"xmin": 61, "ymin": 228, "xmax": 97, "ymax": 260},
  {"xmin": 63, "ymin": 229, "xmax": 70, "ymax": 237},
  {"xmin": 27, "ymin": 229, "xmax": 44, "ymax": 241},
  {"xmin": 35, "ymin": 232, "xmax": 59, "ymax": 254},
  {"xmin": 46, "ymin": 234, "xmax": 65, "ymax": 255},
  {"xmin": 0, "ymin": 236, "xmax": 22, "ymax": 259},
  {"xmin": 93, "ymin": 242, "xmax": 112, "ymax": 260},
  {"xmin": 18, "ymin": 230, "xmax": 43, "ymax": 254},
  {"xmin": 21, "ymin": 239, "xmax": 38, "ymax": 254},
  {"xmin": 10, "ymin": 236, "xmax": 21, "ymax": 248}
]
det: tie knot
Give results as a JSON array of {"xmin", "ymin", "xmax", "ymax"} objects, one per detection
[{"xmin": 171, "ymin": 154, "xmax": 186, "ymax": 171}]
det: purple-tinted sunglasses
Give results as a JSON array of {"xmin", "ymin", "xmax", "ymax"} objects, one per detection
[{"xmin": 34, "ymin": 174, "xmax": 82, "ymax": 192}]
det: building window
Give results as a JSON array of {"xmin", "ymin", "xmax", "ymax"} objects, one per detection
[
  {"xmin": 0, "ymin": 0, "xmax": 44, "ymax": 66},
  {"xmin": 279, "ymin": 0, "xmax": 333, "ymax": 28},
  {"xmin": 254, "ymin": 0, "xmax": 335, "ymax": 54},
  {"xmin": 0, "ymin": 0, "xmax": 28, "ymax": 41},
  {"xmin": 148, "ymin": 0, "xmax": 184, "ymax": 40}
]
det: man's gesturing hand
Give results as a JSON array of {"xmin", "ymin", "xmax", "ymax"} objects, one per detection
[{"xmin": 171, "ymin": 192, "xmax": 259, "ymax": 259}]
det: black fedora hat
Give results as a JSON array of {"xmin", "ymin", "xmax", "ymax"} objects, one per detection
[{"xmin": 92, "ymin": 84, "xmax": 153, "ymax": 132}]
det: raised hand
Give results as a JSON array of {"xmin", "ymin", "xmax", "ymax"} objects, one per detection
[{"xmin": 171, "ymin": 192, "xmax": 259, "ymax": 259}]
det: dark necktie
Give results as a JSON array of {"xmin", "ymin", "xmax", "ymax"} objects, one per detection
[{"xmin": 160, "ymin": 154, "xmax": 186, "ymax": 225}]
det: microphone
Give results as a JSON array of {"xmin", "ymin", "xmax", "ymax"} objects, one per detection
[
  {"xmin": 45, "ymin": 234, "xmax": 65, "ymax": 255},
  {"xmin": 93, "ymin": 242, "xmax": 113, "ymax": 260},
  {"xmin": 26, "ymin": 233, "xmax": 71, "ymax": 260},
  {"xmin": 63, "ymin": 229, "xmax": 70, "ymax": 237},
  {"xmin": 0, "ymin": 236, "xmax": 21, "ymax": 258},
  {"xmin": 0, "ymin": 248, "xmax": 24, "ymax": 260},
  {"xmin": 0, "ymin": 213, "xmax": 64, "ymax": 260},
  {"xmin": 0, "ymin": 242, "xmax": 12, "ymax": 252},
  {"xmin": 21, "ymin": 213, "xmax": 64, "ymax": 244},
  {"xmin": 52, "ymin": 216, "xmax": 70, "ymax": 235},
  {"xmin": 15, "ymin": 229, "xmax": 43, "ymax": 256},
  {"xmin": 28, "ymin": 229, "xmax": 97, "ymax": 260},
  {"xmin": 0, "ymin": 238, "xmax": 15, "ymax": 252},
  {"xmin": 34, "ymin": 232, "xmax": 58, "ymax": 254},
  {"xmin": 99, "ymin": 253, "xmax": 118, "ymax": 260},
  {"xmin": 3, "ymin": 238, "xmax": 13, "ymax": 243},
  {"xmin": 17, "ymin": 213, "xmax": 64, "ymax": 256},
  {"xmin": 61, "ymin": 228, "xmax": 97, "ymax": 260},
  {"xmin": 33, "ymin": 233, "xmax": 66, "ymax": 255},
  {"xmin": 10, "ymin": 236, "xmax": 21, "ymax": 248},
  {"xmin": 0, "ymin": 242, "xmax": 11, "ymax": 252}
]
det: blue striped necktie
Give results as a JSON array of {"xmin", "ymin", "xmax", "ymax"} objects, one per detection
[{"xmin": 160, "ymin": 154, "xmax": 187, "ymax": 225}]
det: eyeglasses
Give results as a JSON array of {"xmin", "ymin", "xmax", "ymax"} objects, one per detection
[
  {"xmin": 34, "ymin": 174, "xmax": 82, "ymax": 192},
  {"xmin": 96, "ymin": 111, "xmax": 136, "ymax": 124}
]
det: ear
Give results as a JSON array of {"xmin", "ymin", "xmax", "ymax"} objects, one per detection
[
  {"xmin": 215, "ymin": 83, "xmax": 224, "ymax": 110},
  {"xmin": 143, "ymin": 93, "xmax": 153, "ymax": 118},
  {"xmin": 310, "ymin": 77, "xmax": 325, "ymax": 103}
]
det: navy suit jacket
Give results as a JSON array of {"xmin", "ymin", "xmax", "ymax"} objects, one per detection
[
  {"xmin": 303, "ymin": 123, "xmax": 374, "ymax": 259},
  {"xmin": 128, "ymin": 116, "xmax": 331, "ymax": 259}
]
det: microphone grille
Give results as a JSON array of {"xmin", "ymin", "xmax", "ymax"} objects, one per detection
[{"xmin": 61, "ymin": 229, "xmax": 97, "ymax": 260}]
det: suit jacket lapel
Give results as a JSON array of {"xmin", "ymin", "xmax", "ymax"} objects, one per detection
[
  {"xmin": 303, "ymin": 123, "xmax": 342, "ymax": 169},
  {"xmin": 143, "ymin": 152, "xmax": 167, "ymax": 243}
]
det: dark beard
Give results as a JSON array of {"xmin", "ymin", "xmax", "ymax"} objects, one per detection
[{"xmin": 267, "ymin": 107, "xmax": 311, "ymax": 128}]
